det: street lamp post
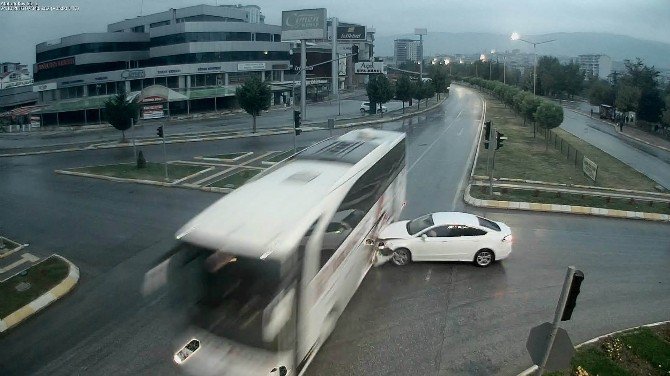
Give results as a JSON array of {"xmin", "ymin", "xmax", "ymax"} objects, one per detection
[
  {"xmin": 415, "ymin": 28, "xmax": 427, "ymax": 79},
  {"xmin": 510, "ymin": 32, "xmax": 555, "ymax": 96}
]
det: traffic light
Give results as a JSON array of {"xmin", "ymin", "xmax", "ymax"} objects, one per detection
[
  {"xmin": 293, "ymin": 110, "xmax": 301, "ymax": 135},
  {"xmin": 484, "ymin": 121, "xmax": 491, "ymax": 149},
  {"xmin": 157, "ymin": 126, "xmax": 164, "ymax": 138},
  {"xmin": 561, "ymin": 270, "xmax": 585, "ymax": 321},
  {"xmin": 352, "ymin": 45, "xmax": 359, "ymax": 63},
  {"xmin": 495, "ymin": 130, "xmax": 506, "ymax": 150}
]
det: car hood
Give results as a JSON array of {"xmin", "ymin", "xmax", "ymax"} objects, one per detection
[{"xmin": 378, "ymin": 220, "xmax": 412, "ymax": 239}]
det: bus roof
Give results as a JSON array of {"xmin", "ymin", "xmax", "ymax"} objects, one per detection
[{"xmin": 176, "ymin": 129, "xmax": 404, "ymax": 261}]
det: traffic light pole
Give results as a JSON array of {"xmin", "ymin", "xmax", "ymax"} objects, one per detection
[
  {"xmin": 161, "ymin": 126, "xmax": 168, "ymax": 181},
  {"xmin": 300, "ymin": 39, "xmax": 307, "ymax": 121},
  {"xmin": 489, "ymin": 127, "xmax": 496, "ymax": 195},
  {"xmin": 536, "ymin": 266, "xmax": 576, "ymax": 376}
]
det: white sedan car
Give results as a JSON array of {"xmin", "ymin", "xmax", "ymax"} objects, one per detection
[
  {"xmin": 360, "ymin": 102, "xmax": 388, "ymax": 114},
  {"xmin": 377, "ymin": 212, "xmax": 512, "ymax": 267}
]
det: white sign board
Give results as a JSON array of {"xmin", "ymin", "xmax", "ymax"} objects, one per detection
[
  {"xmin": 281, "ymin": 8, "xmax": 327, "ymax": 40},
  {"xmin": 582, "ymin": 156, "xmax": 597, "ymax": 182},
  {"xmin": 414, "ymin": 28, "xmax": 427, "ymax": 35},
  {"xmin": 337, "ymin": 45, "xmax": 353, "ymax": 55},
  {"xmin": 142, "ymin": 104, "xmax": 165, "ymax": 120},
  {"xmin": 238, "ymin": 62, "xmax": 266, "ymax": 71},
  {"xmin": 355, "ymin": 62, "xmax": 385, "ymax": 74}
]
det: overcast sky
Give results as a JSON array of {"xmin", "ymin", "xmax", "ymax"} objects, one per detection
[{"xmin": 2, "ymin": 0, "xmax": 669, "ymax": 69}]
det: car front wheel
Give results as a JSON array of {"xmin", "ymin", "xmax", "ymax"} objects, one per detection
[
  {"xmin": 474, "ymin": 249, "xmax": 495, "ymax": 267},
  {"xmin": 392, "ymin": 248, "xmax": 411, "ymax": 266},
  {"xmin": 360, "ymin": 108, "xmax": 366, "ymax": 114}
]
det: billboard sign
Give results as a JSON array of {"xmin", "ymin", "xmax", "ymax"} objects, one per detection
[
  {"xmin": 582, "ymin": 156, "xmax": 597, "ymax": 182},
  {"xmin": 281, "ymin": 8, "xmax": 327, "ymax": 40},
  {"xmin": 238, "ymin": 62, "xmax": 266, "ymax": 71},
  {"xmin": 33, "ymin": 82, "xmax": 57, "ymax": 92},
  {"xmin": 142, "ymin": 104, "xmax": 165, "ymax": 119},
  {"xmin": 337, "ymin": 26, "xmax": 366, "ymax": 41},
  {"xmin": 355, "ymin": 62, "xmax": 385, "ymax": 74}
]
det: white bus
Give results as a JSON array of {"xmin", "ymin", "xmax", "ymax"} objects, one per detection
[{"xmin": 146, "ymin": 128, "xmax": 406, "ymax": 376}]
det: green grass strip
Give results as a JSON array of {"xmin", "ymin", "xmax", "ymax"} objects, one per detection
[
  {"xmin": 0, "ymin": 256, "xmax": 69, "ymax": 318},
  {"xmin": 75, "ymin": 162, "xmax": 205, "ymax": 182},
  {"xmin": 618, "ymin": 328, "xmax": 670, "ymax": 373}
]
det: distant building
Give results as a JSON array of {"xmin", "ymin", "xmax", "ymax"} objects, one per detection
[
  {"xmin": 0, "ymin": 62, "xmax": 33, "ymax": 89},
  {"xmin": 578, "ymin": 54, "xmax": 612, "ymax": 79},
  {"xmin": 394, "ymin": 39, "xmax": 421, "ymax": 64}
]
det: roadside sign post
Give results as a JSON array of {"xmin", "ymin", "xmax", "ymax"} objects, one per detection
[
  {"xmin": 489, "ymin": 127, "xmax": 496, "ymax": 195},
  {"xmin": 328, "ymin": 118, "xmax": 335, "ymax": 137},
  {"xmin": 536, "ymin": 266, "xmax": 578, "ymax": 375},
  {"xmin": 131, "ymin": 118, "xmax": 137, "ymax": 160},
  {"xmin": 157, "ymin": 125, "xmax": 168, "ymax": 181},
  {"xmin": 527, "ymin": 322, "xmax": 574, "ymax": 373}
]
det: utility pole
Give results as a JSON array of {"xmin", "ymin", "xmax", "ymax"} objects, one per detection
[
  {"xmin": 331, "ymin": 17, "xmax": 338, "ymax": 97},
  {"xmin": 131, "ymin": 117, "xmax": 137, "ymax": 160},
  {"xmin": 300, "ymin": 39, "xmax": 307, "ymax": 121}
]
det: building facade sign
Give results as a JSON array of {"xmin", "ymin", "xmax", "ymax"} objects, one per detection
[
  {"xmin": 238, "ymin": 62, "xmax": 266, "ymax": 71},
  {"xmin": 156, "ymin": 68, "xmax": 182, "ymax": 76},
  {"xmin": 281, "ymin": 8, "xmax": 327, "ymax": 40},
  {"xmin": 33, "ymin": 82, "xmax": 57, "ymax": 92},
  {"xmin": 121, "ymin": 69, "xmax": 146, "ymax": 80},
  {"xmin": 354, "ymin": 62, "xmax": 385, "ymax": 74},
  {"xmin": 1, "ymin": 79, "xmax": 33, "ymax": 89},
  {"xmin": 142, "ymin": 104, "xmax": 164, "ymax": 119},
  {"xmin": 140, "ymin": 95, "xmax": 166, "ymax": 104},
  {"xmin": 337, "ymin": 26, "xmax": 366, "ymax": 41},
  {"xmin": 36, "ymin": 57, "xmax": 75, "ymax": 72}
]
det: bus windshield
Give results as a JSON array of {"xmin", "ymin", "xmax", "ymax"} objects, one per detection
[{"xmin": 175, "ymin": 243, "xmax": 282, "ymax": 351}]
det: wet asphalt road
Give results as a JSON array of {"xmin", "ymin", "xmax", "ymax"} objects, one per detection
[{"xmin": 0, "ymin": 86, "xmax": 668, "ymax": 376}]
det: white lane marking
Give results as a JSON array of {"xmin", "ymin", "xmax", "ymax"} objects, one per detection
[
  {"xmin": 457, "ymin": 128, "xmax": 463, "ymax": 136},
  {"xmin": 452, "ymin": 95, "xmax": 486, "ymax": 210},
  {"xmin": 408, "ymin": 109, "xmax": 463, "ymax": 172}
]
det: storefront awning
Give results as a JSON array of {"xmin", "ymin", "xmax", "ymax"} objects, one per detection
[{"xmin": 0, "ymin": 105, "xmax": 45, "ymax": 118}]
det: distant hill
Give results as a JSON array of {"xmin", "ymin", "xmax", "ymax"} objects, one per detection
[{"xmin": 374, "ymin": 32, "xmax": 670, "ymax": 69}]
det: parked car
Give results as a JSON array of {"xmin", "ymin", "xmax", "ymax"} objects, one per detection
[
  {"xmin": 376, "ymin": 212, "xmax": 512, "ymax": 267},
  {"xmin": 360, "ymin": 102, "xmax": 388, "ymax": 114}
]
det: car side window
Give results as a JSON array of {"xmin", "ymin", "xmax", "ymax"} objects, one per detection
[
  {"xmin": 462, "ymin": 227, "xmax": 487, "ymax": 236},
  {"xmin": 432, "ymin": 226, "xmax": 455, "ymax": 237},
  {"xmin": 424, "ymin": 228, "xmax": 439, "ymax": 237}
]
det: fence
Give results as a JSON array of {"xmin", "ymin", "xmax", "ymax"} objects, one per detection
[{"xmin": 538, "ymin": 127, "xmax": 589, "ymax": 171}]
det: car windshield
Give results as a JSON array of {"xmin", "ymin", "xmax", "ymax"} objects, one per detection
[
  {"xmin": 406, "ymin": 214, "xmax": 434, "ymax": 235},
  {"xmin": 172, "ymin": 242, "xmax": 283, "ymax": 351}
]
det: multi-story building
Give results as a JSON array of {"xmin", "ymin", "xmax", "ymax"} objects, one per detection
[
  {"xmin": 0, "ymin": 62, "xmax": 38, "ymax": 119},
  {"xmin": 578, "ymin": 54, "xmax": 612, "ymax": 80},
  {"xmin": 394, "ymin": 39, "xmax": 421, "ymax": 64},
  {"xmin": 31, "ymin": 4, "xmax": 291, "ymax": 126}
]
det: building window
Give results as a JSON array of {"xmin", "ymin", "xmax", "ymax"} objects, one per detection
[
  {"xmin": 143, "ymin": 78, "xmax": 155, "ymax": 88},
  {"xmin": 228, "ymin": 71, "xmax": 261, "ymax": 85},
  {"xmin": 87, "ymin": 83, "xmax": 106, "ymax": 96},
  {"xmin": 130, "ymin": 79, "xmax": 142, "ymax": 92},
  {"xmin": 256, "ymin": 33, "xmax": 272, "ymax": 42},
  {"xmin": 166, "ymin": 76, "xmax": 179, "ymax": 89},
  {"xmin": 150, "ymin": 20, "xmax": 170, "ymax": 28},
  {"xmin": 155, "ymin": 76, "xmax": 167, "ymax": 86},
  {"xmin": 132, "ymin": 25, "xmax": 145, "ymax": 33}
]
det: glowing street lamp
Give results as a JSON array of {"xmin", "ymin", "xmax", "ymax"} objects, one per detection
[{"xmin": 510, "ymin": 32, "xmax": 556, "ymax": 96}]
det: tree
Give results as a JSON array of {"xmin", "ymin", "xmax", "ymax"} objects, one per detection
[
  {"xmin": 235, "ymin": 76, "xmax": 271, "ymax": 133},
  {"xmin": 562, "ymin": 63, "xmax": 584, "ymax": 99},
  {"xmin": 586, "ymin": 78, "xmax": 615, "ymax": 106},
  {"xmin": 422, "ymin": 81, "xmax": 435, "ymax": 102},
  {"xmin": 662, "ymin": 94, "xmax": 670, "ymax": 127},
  {"xmin": 104, "ymin": 90, "xmax": 138, "ymax": 142},
  {"xmin": 429, "ymin": 66, "xmax": 449, "ymax": 100},
  {"xmin": 615, "ymin": 84, "xmax": 641, "ymax": 113},
  {"xmin": 534, "ymin": 102, "xmax": 564, "ymax": 149},
  {"xmin": 366, "ymin": 74, "xmax": 395, "ymax": 115},
  {"xmin": 638, "ymin": 88, "xmax": 665, "ymax": 123},
  {"xmin": 395, "ymin": 75, "xmax": 414, "ymax": 113},
  {"xmin": 412, "ymin": 80, "xmax": 425, "ymax": 109}
]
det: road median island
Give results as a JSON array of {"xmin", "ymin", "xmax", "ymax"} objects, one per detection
[
  {"xmin": 207, "ymin": 168, "xmax": 261, "ymax": 189},
  {"xmin": 56, "ymin": 162, "xmax": 209, "ymax": 186},
  {"xmin": 0, "ymin": 254, "xmax": 79, "ymax": 333},
  {"xmin": 0, "ymin": 236, "xmax": 26, "ymax": 259},
  {"xmin": 466, "ymin": 89, "xmax": 668, "ymax": 219},
  {"xmin": 519, "ymin": 321, "xmax": 670, "ymax": 376}
]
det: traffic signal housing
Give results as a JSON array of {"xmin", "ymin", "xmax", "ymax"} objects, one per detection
[
  {"xmin": 561, "ymin": 270, "xmax": 585, "ymax": 321},
  {"xmin": 157, "ymin": 126, "xmax": 164, "ymax": 138},
  {"xmin": 484, "ymin": 121, "xmax": 491, "ymax": 149},
  {"xmin": 352, "ymin": 45, "xmax": 359, "ymax": 63},
  {"xmin": 293, "ymin": 110, "xmax": 302, "ymax": 135},
  {"xmin": 495, "ymin": 130, "xmax": 506, "ymax": 150}
]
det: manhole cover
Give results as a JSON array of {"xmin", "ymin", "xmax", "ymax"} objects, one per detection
[{"xmin": 15, "ymin": 282, "xmax": 31, "ymax": 292}]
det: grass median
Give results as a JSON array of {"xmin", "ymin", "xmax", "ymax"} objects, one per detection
[
  {"xmin": 546, "ymin": 324, "xmax": 670, "ymax": 376},
  {"xmin": 470, "ymin": 185, "xmax": 670, "ymax": 215},
  {"xmin": 204, "ymin": 152, "xmax": 250, "ymax": 160},
  {"xmin": 0, "ymin": 256, "xmax": 69, "ymax": 318},
  {"xmin": 475, "ymin": 98, "xmax": 659, "ymax": 192},
  {"xmin": 72, "ymin": 162, "xmax": 206, "ymax": 183}
]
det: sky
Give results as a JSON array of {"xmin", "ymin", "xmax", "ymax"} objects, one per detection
[{"xmin": 2, "ymin": 0, "xmax": 669, "ymax": 70}]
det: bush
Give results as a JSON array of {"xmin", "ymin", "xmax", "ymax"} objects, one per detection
[{"xmin": 137, "ymin": 150, "xmax": 147, "ymax": 169}]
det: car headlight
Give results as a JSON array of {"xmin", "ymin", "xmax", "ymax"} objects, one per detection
[{"xmin": 377, "ymin": 241, "xmax": 386, "ymax": 249}]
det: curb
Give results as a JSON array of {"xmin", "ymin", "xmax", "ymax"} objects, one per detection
[
  {"xmin": 0, "ymin": 254, "xmax": 79, "ymax": 333},
  {"xmin": 517, "ymin": 320, "xmax": 670, "ymax": 376},
  {"xmin": 464, "ymin": 184, "xmax": 670, "ymax": 222}
]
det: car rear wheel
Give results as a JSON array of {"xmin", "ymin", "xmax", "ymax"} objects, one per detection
[
  {"xmin": 474, "ymin": 249, "xmax": 494, "ymax": 267},
  {"xmin": 392, "ymin": 248, "xmax": 411, "ymax": 266},
  {"xmin": 360, "ymin": 108, "xmax": 366, "ymax": 114}
]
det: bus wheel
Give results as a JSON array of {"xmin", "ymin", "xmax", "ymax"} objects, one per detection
[{"xmin": 392, "ymin": 248, "xmax": 411, "ymax": 266}]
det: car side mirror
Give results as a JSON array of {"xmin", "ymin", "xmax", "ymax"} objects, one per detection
[{"xmin": 421, "ymin": 234, "xmax": 427, "ymax": 241}]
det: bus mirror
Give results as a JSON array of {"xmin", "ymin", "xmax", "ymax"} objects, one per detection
[{"xmin": 365, "ymin": 238, "xmax": 374, "ymax": 246}]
